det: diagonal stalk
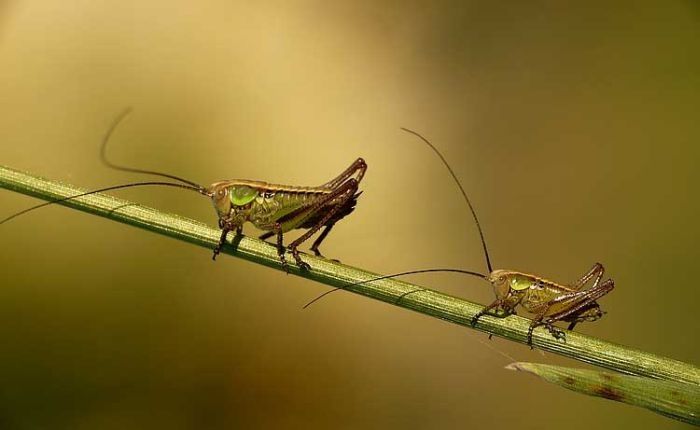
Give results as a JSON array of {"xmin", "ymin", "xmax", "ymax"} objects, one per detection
[{"xmin": 1, "ymin": 164, "xmax": 698, "ymax": 387}]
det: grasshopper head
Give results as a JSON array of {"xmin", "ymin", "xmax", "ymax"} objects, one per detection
[
  {"xmin": 487, "ymin": 270, "xmax": 534, "ymax": 299},
  {"xmin": 208, "ymin": 182, "xmax": 232, "ymax": 219},
  {"xmin": 487, "ymin": 270, "xmax": 512, "ymax": 299},
  {"xmin": 207, "ymin": 182, "xmax": 259, "ymax": 224}
]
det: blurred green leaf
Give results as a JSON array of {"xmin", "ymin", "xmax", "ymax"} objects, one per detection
[{"xmin": 507, "ymin": 362, "xmax": 700, "ymax": 425}]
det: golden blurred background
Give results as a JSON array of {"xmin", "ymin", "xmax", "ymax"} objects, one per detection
[{"xmin": 0, "ymin": 1, "xmax": 698, "ymax": 429}]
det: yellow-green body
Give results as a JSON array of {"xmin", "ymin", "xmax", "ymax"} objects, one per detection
[
  {"xmin": 212, "ymin": 181, "xmax": 322, "ymax": 231},
  {"xmin": 483, "ymin": 267, "xmax": 613, "ymax": 339},
  {"xmin": 209, "ymin": 179, "xmax": 359, "ymax": 233},
  {"xmin": 206, "ymin": 158, "xmax": 367, "ymax": 267},
  {"xmin": 489, "ymin": 270, "xmax": 598, "ymax": 318}
]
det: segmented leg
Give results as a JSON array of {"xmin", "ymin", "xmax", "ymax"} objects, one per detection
[
  {"xmin": 258, "ymin": 231, "xmax": 275, "ymax": 242},
  {"xmin": 471, "ymin": 299, "xmax": 503, "ymax": 327},
  {"xmin": 212, "ymin": 228, "xmax": 230, "ymax": 260},
  {"xmin": 566, "ymin": 301, "xmax": 602, "ymax": 331},
  {"xmin": 273, "ymin": 222, "xmax": 290, "ymax": 272},
  {"xmin": 287, "ymin": 178, "xmax": 359, "ymax": 271},
  {"xmin": 320, "ymin": 158, "xmax": 367, "ymax": 189},
  {"xmin": 527, "ymin": 278, "xmax": 614, "ymax": 346},
  {"xmin": 212, "ymin": 224, "xmax": 243, "ymax": 260},
  {"xmin": 572, "ymin": 263, "xmax": 604, "ymax": 291},
  {"xmin": 527, "ymin": 319, "xmax": 566, "ymax": 347},
  {"xmin": 309, "ymin": 223, "xmax": 335, "ymax": 257},
  {"xmin": 546, "ymin": 279, "xmax": 614, "ymax": 322}
]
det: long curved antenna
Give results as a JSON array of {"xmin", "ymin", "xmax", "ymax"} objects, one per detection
[
  {"xmin": 400, "ymin": 128, "xmax": 493, "ymax": 273},
  {"xmin": 1, "ymin": 181, "xmax": 206, "ymax": 225},
  {"xmin": 305, "ymin": 267, "xmax": 518, "ymax": 364},
  {"xmin": 302, "ymin": 268, "xmax": 486, "ymax": 309},
  {"xmin": 101, "ymin": 108, "xmax": 206, "ymax": 192}
]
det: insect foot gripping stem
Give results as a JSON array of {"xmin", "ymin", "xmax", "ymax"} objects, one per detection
[
  {"xmin": 471, "ymin": 300, "xmax": 501, "ymax": 327},
  {"xmin": 270, "ymin": 223, "xmax": 294, "ymax": 274},
  {"xmin": 526, "ymin": 321, "xmax": 566, "ymax": 348},
  {"xmin": 471, "ymin": 310, "xmax": 489, "ymax": 327},
  {"xmin": 212, "ymin": 222, "xmax": 243, "ymax": 260},
  {"xmin": 292, "ymin": 253, "xmax": 311, "ymax": 272}
]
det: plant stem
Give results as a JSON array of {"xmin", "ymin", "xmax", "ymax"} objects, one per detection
[{"xmin": 2, "ymin": 164, "xmax": 698, "ymax": 386}]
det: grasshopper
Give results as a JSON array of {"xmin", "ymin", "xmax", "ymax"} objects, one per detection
[
  {"xmin": 206, "ymin": 157, "xmax": 366, "ymax": 268},
  {"xmin": 306, "ymin": 129, "xmax": 613, "ymax": 346},
  {"xmin": 1, "ymin": 110, "xmax": 366, "ymax": 271}
]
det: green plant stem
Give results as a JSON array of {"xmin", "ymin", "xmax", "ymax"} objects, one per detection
[{"xmin": 2, "ymin": 165, "xmax": 699, "ymax": 386}]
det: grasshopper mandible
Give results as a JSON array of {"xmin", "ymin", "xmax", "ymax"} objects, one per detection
[
  {"xmin": 306, "ymin": 129, "xmax": 613, "ymax": 345},
  {"xmin": 1, "ymin": 110, "xmax": 366, "ymax": 271}
]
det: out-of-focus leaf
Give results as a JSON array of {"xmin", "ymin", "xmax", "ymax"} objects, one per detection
[{"xmin": 506, "ymin": 362, "xmax": 699, "ymax": 425}]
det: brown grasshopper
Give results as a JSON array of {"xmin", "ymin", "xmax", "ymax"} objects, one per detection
[
  {"xmin": 305, "ymin": 129, "xmax": 613, "ymax": 345},
  {"xmin": 1, "ymin": 110, "xmax": 366, "ymax": 271},
  {"xmin": 206, "ymin": 157, "xmax": 366, "ymax": 268}
]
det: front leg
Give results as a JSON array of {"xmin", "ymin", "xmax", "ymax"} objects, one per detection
[
  {"xmin": 212, "ymin": 228, "xmax": 230, "ymax": 261},
  {"xmin": 471, "ymin": 299, "xmax": 502, "ymax": 327},
  {"xmin": 212, "ymin": 223, "xmax": 243, "ymax": 261}
]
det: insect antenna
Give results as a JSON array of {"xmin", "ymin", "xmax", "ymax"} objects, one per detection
[
  {"xmin": 400, "ymin": 128, "xmax": 493, "ymax": 273},
  {"xmin": 301, "ymin": 270, "xmax": 520, "ymax": 363},
  {"xmin": 303, "ymin": 128, "xmax": 495, "ymax": 309},
  {"xmin": 302, "ymin": 268, "xmax": 486, "ymax": 309},
  {"xmin": 100, "ymin": 107, "xmax": 207, "ymax": 192},
  {"xmin": 0, "ymin": 181, "xmax": 207, "ymax": 225},
  {"xmin": 2, "ymin": 108, "xmax": 215, "ymax": 224}
]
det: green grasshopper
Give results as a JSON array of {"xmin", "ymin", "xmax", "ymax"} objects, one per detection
[
  {"xmin": 1, "ymin": 110, "xmax": 366, "ymax": 271},
  {"xmin": 306, "ymin": 129, "xmax": 613, "ymax": 346}
]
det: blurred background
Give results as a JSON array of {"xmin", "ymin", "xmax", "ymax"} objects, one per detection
[{"xmin": 0, "ymin": 1, "xmax": 698, "ymax": 429}]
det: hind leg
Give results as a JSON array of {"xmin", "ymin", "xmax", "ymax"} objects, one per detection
[{"xmin": 287, "ymin": 179, "xmax": 359, "ymax": 270}]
